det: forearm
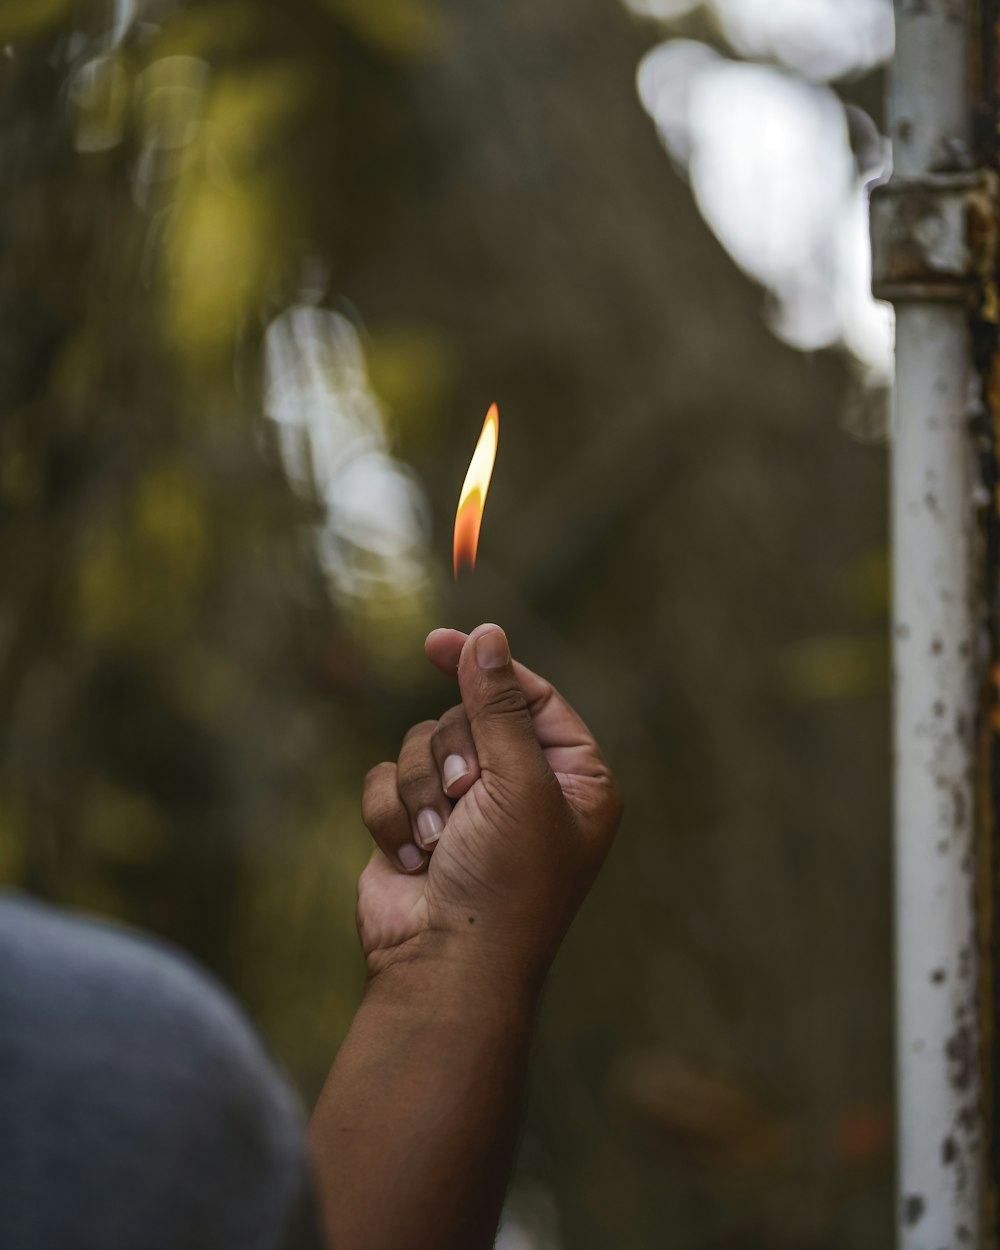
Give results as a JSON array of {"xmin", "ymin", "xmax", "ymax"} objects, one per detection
[{"xmin": 308, "ymin": 944, "xmax": 535, "ymax": 1250}]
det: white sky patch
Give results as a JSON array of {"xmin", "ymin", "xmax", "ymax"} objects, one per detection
[
  {"xmin": 638, "ymin": 43, "xmax": 893, "ymax": 381},
  {"xmin": 622, "ymin": 0, "xmax": 702, "ymax": 20},
  {"xmin": 110, "ymin": 0, "xmax": 136, "ymax": 45},
  {"xmin": 689, "ymin": 63, "xmax": 851, "ymax": 349},
  {"xmin": 264, "ymin": 306, "xmax": 433, "ymax": 601},
  {"xmin": 836, "ymin": 184, "xmax": 894, "ymax": 381},
  {"xmin": 636, "ymin": 38, "xmax": 721, "ymax": 168},
  {"xmin": 320, "ymin": 453, "xmax": 432, "ymax": 599},
  {"xmin": 712, "ymin": 0, "xmax": 894, "ymax": 83},
  {"xmin": 624, "ymin": 0, "xmax": 893, "ymax": 82}
]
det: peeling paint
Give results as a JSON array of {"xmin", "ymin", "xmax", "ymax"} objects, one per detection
[
  {"xmin": 959, "ymin": 946, "xmax": 973, "ymax": 980},
  {"xmin": 946, "ymin": 1024, "xmax": 976, "ymax": 1090},
  {"xmin": 904, "ymin": 1193, "xmax": 926, "ymax": 1227},
  {"xmin": 952, "ymin": 782, "xmax": 968, "ymax": 828}
]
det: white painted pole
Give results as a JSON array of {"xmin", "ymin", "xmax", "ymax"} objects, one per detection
[
  {"xmin": 889, "ymin": 2, "xmax": 982, "ymax": 1247},
  {"xmin": 893, "ymin": 308, "xmax": 980, "ymax": 1247}
]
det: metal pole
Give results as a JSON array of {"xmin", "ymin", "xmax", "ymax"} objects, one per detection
[
  {"xmin": 879, "ymin": 2, "xmax": 983, "ymax": 1245},
  {"xmin": 893, "ymin": 306, "xmax": 980, "ymax": 1248}
]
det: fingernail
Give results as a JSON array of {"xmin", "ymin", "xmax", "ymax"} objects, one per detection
[
  {"xmin": 476, "ymin": 627, "xmax": 509, "ymax": 670},
  {"xmin": 442, "ymin": 754, "xmax": 469, "ymax": 794},
  {"xmin": 416, "ymin": 808, "xmax": 443, "ymax": 848},
  {"xmin": 398, "ymin": 843, "xmax": 425, "ymax": 872}
]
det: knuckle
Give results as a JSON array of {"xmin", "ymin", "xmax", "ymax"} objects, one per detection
[
  {"xmin": 360, "ymin": 793, "xmax": 387, "ymax": 829},
  {"xmin": 363, "ymin": 761, "xmax": 394, "ymax": 792},
  {"xmin": 431, "ymin": 711, "xmax": 474, "ymax": 758},
  {"xmin": 436, "ymin": 704, "xmax": 467, "ymax": 733},
  {"xmin": 397, "ymin": 759, "xmax": 439, "ymax": 794},
  {"xmin": 402, "ymin": 719, "xmax": 437, "ymax": 747},
  {"xmin": 479, "ymin": 685, "xmax": 531, "ymax": 724},
  {"xmin": 361, "ymin": 774, "xmax": 400, "ymax": 829}
]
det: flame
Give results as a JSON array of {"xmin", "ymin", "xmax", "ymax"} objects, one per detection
[{"xmin": 453, "ymin": 402, "xmax": 499, "ymax": 578}]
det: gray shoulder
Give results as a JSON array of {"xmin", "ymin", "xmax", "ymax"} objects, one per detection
[
  {"xmin": 0, "ymin": 891, "xmax": 316, "ymax": 1250},
  {"xmin": 0, "ymin": 890, "xmax": 296, "ymax": 1115}
]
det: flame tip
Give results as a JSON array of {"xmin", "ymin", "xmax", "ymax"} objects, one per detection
[{"xmin": 453, "ymin": 403, "xmax": 500, "ymax": 578}]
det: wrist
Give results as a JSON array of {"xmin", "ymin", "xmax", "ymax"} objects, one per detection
[{"xmin": 364, "ymin": 929, "xmax": 540, "ymax": 1034}]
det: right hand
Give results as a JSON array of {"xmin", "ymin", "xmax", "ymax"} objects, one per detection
[{"xmin": 358, "ymin": 623, "xmax": 623, "ymax": 995}]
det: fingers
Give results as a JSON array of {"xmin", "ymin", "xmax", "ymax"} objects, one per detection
[
  {"xmin": 426, "ymin": 627, "xmax": 552, "ymax": 708},
  {"xmin": 454, "ymin": 623, "xmax": 549, "ymax": 784},
  {"xmin": 425, "ymin": 626, "xmax": 595, "ymax": 760},
  {"xmin": 362, "ymin": 710, "xmax": 482, "ymax": 872},
  {"xmin": 430, "ymin": 705, "xmax": 480, "ymax": 799},
  {"xmin": 361, "ymin": 761, "xmax": 427, "ymax": 874},
  {"xmin": 396, "ymin": 721, "xmax": 451, "ymax": 851}
]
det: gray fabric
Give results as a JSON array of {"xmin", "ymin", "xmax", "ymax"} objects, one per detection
[{"xmin": 0, "ymin": 891, "xmax": 323, "ymax": 1250}]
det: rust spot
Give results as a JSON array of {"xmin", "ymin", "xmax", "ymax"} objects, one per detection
[
  {"xmin": 958, "ymin": 1103, "xmax": 978, "ymax": 1132},
  {"xmin": 946, "ymin": 1025, "xmax": 975, "ymax": 1090},
  {"xmin": 903, "ymin": 1194, "xmax": 925, "ymax": 1226},
  {"xmin": 942, "ymin": 1134, "xmax": 958, "ymax": 1163}
]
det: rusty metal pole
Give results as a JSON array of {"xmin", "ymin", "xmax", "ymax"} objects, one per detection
[{"xmin": 872, "ymin": 2, "xmax": 995, "ymax": 1246}]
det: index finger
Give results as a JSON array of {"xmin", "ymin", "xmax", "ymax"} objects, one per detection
[{"xmin": 424, "ymin": 627, "xmax": 593, "ymax": 756}]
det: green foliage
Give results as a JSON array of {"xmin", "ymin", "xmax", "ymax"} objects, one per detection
[
  {"xmin": 0, "ymin": 0, "xmax": 892, "ymax": 1246},
  {"xmin": 0, "ymin": 0, "xmax": 73, "ymax": 44},
  {"xmin": 0, "ymin": 0, "xmax": 394, "ymax": 1050},
  {"xmin": 318, "ymin": 0, "xmax": 445, "ymax": 60}
]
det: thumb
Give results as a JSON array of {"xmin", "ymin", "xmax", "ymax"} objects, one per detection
[{"xmin": 457, "ymin": 624, "xmax": 548, "ymax": 784}]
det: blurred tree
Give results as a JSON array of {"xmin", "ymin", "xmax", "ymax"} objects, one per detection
[
  {"xmin": 0, "ymin": 0, "xmax": 891, "ymax": 1247},
  {"xmin": 0, "ymin": 0, "xmax": 386, "ymax": 1034}
]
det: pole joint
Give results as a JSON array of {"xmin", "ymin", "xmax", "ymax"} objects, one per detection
[{"xmin": 871, "ymin": 169, "xmax": 1000, "ymax": 309}]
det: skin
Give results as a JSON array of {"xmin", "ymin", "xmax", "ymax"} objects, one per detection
[{"xmin": 308, "ymin": 623, "xmax": 622, "ymax": 1250}]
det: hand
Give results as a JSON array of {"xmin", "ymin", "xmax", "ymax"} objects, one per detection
[{"xmin": 358, "ymin": 623, "xmax": 623, "ymax": 995}]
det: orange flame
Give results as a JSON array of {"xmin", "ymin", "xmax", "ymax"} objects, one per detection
[{"xmin": 453, "ymin": 402, "xmax": 499, "ymax": 578}]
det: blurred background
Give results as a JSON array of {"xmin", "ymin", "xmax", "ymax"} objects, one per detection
[{"xmin": 0, "ymin": 0, "xmax": 894, "ymax": 1245}]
